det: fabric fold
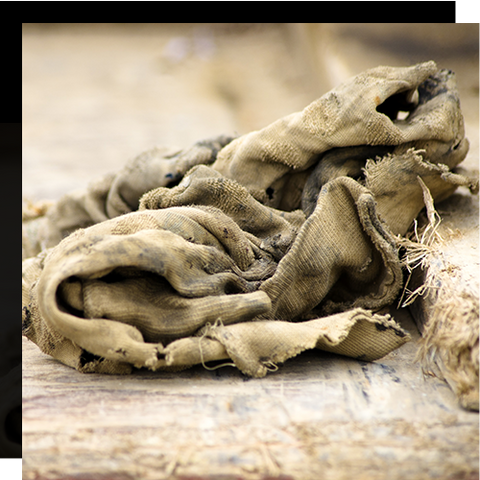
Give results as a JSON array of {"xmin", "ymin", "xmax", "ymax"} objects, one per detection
[{"xmin": 22, "ymin": 61, "xmax": 476, "ymax": 377}]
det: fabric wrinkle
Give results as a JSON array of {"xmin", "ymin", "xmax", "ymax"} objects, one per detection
[{"xmin": 22, "ymin": 61, "xmax": 477, "ymax": 378}]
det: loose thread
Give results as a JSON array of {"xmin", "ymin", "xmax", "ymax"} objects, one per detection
[
  {"xmin": 397, "ymin": 178, "xmax": 443, "ymax": 309},
  {"xmin": 198, "ymin": 319, "xmax": 236, "ymax": 371},
  {"xmin": 263, "ymin": 360, "xmax": 279, "ymax": 372}
]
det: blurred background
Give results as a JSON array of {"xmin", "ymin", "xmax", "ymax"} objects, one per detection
[{"xmin": 22, "ymin": 23, "xmax": 478, "ymax": 200}]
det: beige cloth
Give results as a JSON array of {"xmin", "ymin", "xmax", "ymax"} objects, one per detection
[
  {"xmin": 211, "ymin": 62, "xmax": 469, "ymax": 209},
  {"xmin": 22, "ymin": 61, "xmax": 475, "ymax": 376},
  {"xmin": 22, "ymin": 175, "xmax": 410, "ymax": 375}
]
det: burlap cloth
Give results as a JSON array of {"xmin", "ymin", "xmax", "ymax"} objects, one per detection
[{"xmin": 22, "ymin": 62, "xmax": 477, "ymax": 379}]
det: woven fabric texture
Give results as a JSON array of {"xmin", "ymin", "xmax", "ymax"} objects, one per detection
[{"xmin": 22, "ymin": 62, "xmax": 475, "ymax": 376}]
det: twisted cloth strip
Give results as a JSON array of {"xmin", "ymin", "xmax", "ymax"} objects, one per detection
[{"xmin": 22, "ymin": 61, "xmax": 476, "ymax": 378}]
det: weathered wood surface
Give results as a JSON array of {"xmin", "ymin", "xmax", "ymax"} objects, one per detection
[
  {"xmin": 22, "ymin": 308, "xmax": 479, "ymax": 480},
  {"xmin": 22, "ymin": 24, "xmax": 479, "ymax": 480},
  {"xmin": 408, "ymin": 190, "xmax": 479, "ymax": 410}
]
